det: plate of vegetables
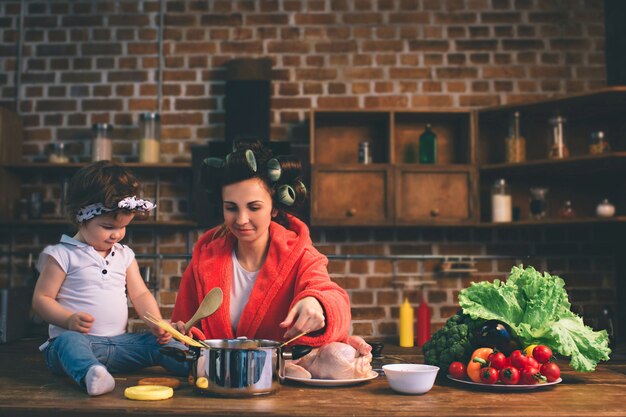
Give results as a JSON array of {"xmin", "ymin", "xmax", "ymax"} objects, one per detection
[
  {"xmin": 446, "ymin": 344, "xmax": 563, "ymax": 390},
  {"xmin": 446, "ymin": 375, "xmax": 561, "ymax": 390}
]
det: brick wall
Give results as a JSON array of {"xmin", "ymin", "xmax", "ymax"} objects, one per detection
[{"xmin": 0, "ymin": 0, "xmax": 615, "ymax": 339}]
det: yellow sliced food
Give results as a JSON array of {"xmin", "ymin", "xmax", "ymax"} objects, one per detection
[
  {"xmin": 124, "ymin": 385, "xmax": 174, "ymax": 401},
  {"xmin": 524, "ymin": 344, "xmax": 538, "ymax": 357},
  {"xmin": 195, "ymin": 377, "xmax": 209, "ymax": 389}
]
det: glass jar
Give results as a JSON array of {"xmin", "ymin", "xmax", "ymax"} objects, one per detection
[
  {"xmin": 419, "ymin": 124, "xmax": 437, "ymax": 164},
  {"xmin": 596, "ymin": 198, "xmax": 615, "ymax": 218},
  {"xmin": 491, "ymin": 178, "xmax": 512, "ymax": 223},
  {"xmin": 48, "ymin": 142, "xmax": 70, "ymax": 164},
  {"xmin": 529, "ymin": 187, "xmax": 549, "ymax": 219},
  {"xmin": 505, "ymin": 111, "xmax": 526, "ymax": 163},
  {"xmin": 589, "ymin": 131, "xmax": 611, "ymax": 155},
  {"xmin": 92, "ymin": 123, "xmax": 113, "ymax": 161},
  {"xmin": 139, "ymin": 112, "xmax": 161, "ymax": 163},
  {"xmin": 548, "ymin": 116, "xmax": 569, "ymax": 159}
]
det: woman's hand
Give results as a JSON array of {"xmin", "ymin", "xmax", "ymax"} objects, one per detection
[
  {"xmin": 66, "ymin": 312, "xmax": 94, "ymax": 333},
  {"xmin": 279, "ymin": 296, "xmax": 325, "ymax": 339}
]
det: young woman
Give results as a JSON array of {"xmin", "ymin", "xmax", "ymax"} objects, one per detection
[{"xmin": 172, "ymin": 141, "xmax": 351, "ymax": 345}]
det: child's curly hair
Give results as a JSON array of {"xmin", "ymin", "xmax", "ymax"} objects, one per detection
[
  {"xmin": 66, "ymin": 160, "xmax": 140, "ymax": 225},
  {"xmin": 201, "ymin": 140, "xmax": 307, "ymax": 229}
]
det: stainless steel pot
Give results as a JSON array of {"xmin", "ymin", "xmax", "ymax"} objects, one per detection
[
  {"xmin": 194, "ymin": 338, "xmax": 283, "ymax": 396},
  {"xmin": 162, "ymin": 337, "xmax": 312, "ymax": 397}
]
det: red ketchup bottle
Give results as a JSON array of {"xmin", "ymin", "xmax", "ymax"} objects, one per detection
[{"xmin": 416, "ymin": 295, "xmax": 431, "ymax": 347}]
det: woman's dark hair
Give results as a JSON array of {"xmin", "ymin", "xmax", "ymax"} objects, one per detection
[
  {"xmin": 201, "ymin": 140, "xmax": 307, "ymax": 228},
  {"xmin": 66, "ymin": 160, "xmax": 140, "ymax": 224}
]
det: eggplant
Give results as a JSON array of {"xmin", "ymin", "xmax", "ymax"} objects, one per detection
[{"xmin": 475, "ymin": 320, "xmax": 521, "ymax": 355}]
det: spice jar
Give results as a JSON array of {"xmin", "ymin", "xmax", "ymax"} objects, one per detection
[
  {"xmin": 548, "ymin": 116, "xmax": 569, "ymax": 159},
  {"xmin": 505, "ymin": 112, "xmax": 526, "ymax": 163},
  {"xmin": 92, "ymin": 123, "xmax": 113, "ymax": 161},
  {"xmin": 491, "ymin": 178, "xmax": 512, "ymax": 223},
  {"xmin": 558, "ymin": 200, "xmax": 576, "ymax": 219},
  {"xmin": 48, "ymin": 142, "xmax": 70, "ymax": 164},
  {"xmin": 139, "ymin": 112, "xmax": 160, "ymax": 163},
  {"xmin": 589, "ymin": 131, "xmax": 611, "ymax": 155}
]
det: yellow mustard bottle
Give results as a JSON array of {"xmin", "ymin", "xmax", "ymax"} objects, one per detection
[{"xmin": 399, "ymin": 298, "xmax": 414, "ymax": 347}]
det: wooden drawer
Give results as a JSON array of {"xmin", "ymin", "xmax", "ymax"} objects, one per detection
[
  {"xmin": 311, "ymin": 165, "xmax": 393, "ymax": 226},
  {"xmin": 395, "ymin": 166, "xmax": 475, "ymax": 223}
]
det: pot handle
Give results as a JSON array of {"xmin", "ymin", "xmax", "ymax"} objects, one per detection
[
  {"xmin": 189, "ymin": 326, "xmax": 207, "ymax": 341},
  {"xmin": 282, "ymin": 345, "xmax": 313, "ymax": 361},
  {"xmin": 160, "ymin": 346, "xmax": 199, "ymax": 362}
]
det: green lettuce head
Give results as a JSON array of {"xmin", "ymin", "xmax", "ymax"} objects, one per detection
[{"xmin": 458, "ymin": 265, "xmax": 611, "ymax": 372}]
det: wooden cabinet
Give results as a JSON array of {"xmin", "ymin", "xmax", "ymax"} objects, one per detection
[
  {"xmin": 310, "ymin": 109, "xmax": 477, "ymax": 226},
  {"xmin": 477, "ymin": 87, "xmax": 626, "ymax": 224}
]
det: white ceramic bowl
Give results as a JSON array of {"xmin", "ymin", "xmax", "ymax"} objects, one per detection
[{"xmin": 383, "ymin": 364, "xmax": 439, "ymax": 394}]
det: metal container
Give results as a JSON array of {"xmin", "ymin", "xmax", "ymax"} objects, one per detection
[
  {"xmin": 194, "ymin": 338, "xmax": 283, "ymax": 397},
  {"xmin": 358, "ymin": 142, "xmax": 372, "ymax": 164}
]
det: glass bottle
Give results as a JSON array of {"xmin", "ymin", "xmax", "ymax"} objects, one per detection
[
  {"xmin": 589, "ymin": 131, "xmax": 611, "ymax": 155},
  {"xmin": 505, "ymin": 111, "xmax": 526, "ymax": 163},
  {"xmin": 491, "ymin": 179, "xmax": 512, "ymax": 222},
  {"xmin": 548, "ymin": 116, "xmax": 569, "ymax": 159},
  {"xmin": 529, "ymin": 187, "xmax": 549, "ymax": 219},
  {"xmin": 139, "ymin": 112, "xmax": 161, "ymax": 163},
  {"xmin": 419, "ymin": 124, "xmax": 437, "ymax": 164},
  {"xmin": 91, "ymin": 123, "xmax": 113, "ymax": 161}
]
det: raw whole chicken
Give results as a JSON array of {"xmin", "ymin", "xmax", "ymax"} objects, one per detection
[{"xmin": 285, "ymin": 335, "xmax": 373, "ymax": 380}]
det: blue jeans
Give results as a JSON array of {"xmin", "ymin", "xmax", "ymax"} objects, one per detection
[{"xmin": 44, "ymin": 331, "xmax": 190, "ymax": 388}]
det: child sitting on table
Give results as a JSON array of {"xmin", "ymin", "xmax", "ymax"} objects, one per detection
[{"xmin": 32, "ymin": 161, "xmax": 188, "ymax": 396}]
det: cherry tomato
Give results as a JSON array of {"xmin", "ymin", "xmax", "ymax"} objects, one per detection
[
  {"xmin": 540, "ymin": 362, "xmax": 561, "ymax": 382},
  {"xmin": 487, "ymin": 351, "xmax": 507, "ymax": 370},
  {"xmin": 448, "ymin": 361, "xmax": 466, "ymax": 380},
  {"xmin": 532, "ymin": 345, "xmax": 553, "ymax": 364},
  {"xmin": 499, "ymin": 366, "xmax": 520, "ymax": 385},
  {"xmin": 509, "ymin": 350, "xmax": 529, "ymax": 369},
  {"xmin": 520, "ymin": 365, "xmax": 540, "ymax": 385},
  {"xmin": 479, "ymin": 367, "xmax": 499, "ymax": 384},
  {"xmin": 526, "ymin": 357, "xmax": 540, "ymax": 370}
]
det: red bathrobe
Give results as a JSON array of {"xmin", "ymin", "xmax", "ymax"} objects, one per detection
[{"xmin": 172, "ymin": 215, "xmax": 351, "ymax": 346}]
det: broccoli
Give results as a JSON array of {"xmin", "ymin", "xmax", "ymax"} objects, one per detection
[{"xmin": 422, "ymin": 312, "xmax": 484, "ymax": 371}]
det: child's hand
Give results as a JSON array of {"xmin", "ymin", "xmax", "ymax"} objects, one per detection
[
  {"xmin": 153, "ymin": 327, "xmax": 172, "ymax": 345},
  {"xmin": 67, "ymin": 312, "xmax": 94, "ymax": 333},
  {"xmin": 172, "ymin": 321, "xmax": 187, "ymax": 335}
]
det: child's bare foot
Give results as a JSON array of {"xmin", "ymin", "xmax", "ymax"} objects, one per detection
[{"xmin": 85, "ymin": 365, "xmax": 115, "ymax": 396}]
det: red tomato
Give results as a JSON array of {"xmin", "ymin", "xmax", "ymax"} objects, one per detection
[
  {"xmin": 520, "ymin": 366, "xmax": 540, "ymax": 385},
  {"xmin": 487, "ymin": 351, "xmax": 507, "ymax": 370},
  {"xmin": 526, "ymin": 357, "xmax": 540, "ymax": 370},
  {"xmin": 448, "ymin": 361, "xmax": 466, "ymax": 380},
  {"xmin": 479, "ymin": 367, "xmax": 499, "ymax": 384},
  {"xmin": 540, "ymin": 362, "xmax": 561, "ymax": 382},
  {"xmin": 499, "ymin": 366, "xmax": 520, "ymax": 385},
  {"xmin": 509, "ymin": 350, "xmax": 529, "ymax": 369},
  {"xmin": 533, "ymin": 345, "xmax": 553, "ymax": 364}
]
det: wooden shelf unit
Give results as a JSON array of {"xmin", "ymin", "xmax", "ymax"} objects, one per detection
[
  {"xmin": 309, "ymin": 109, "xmax": 477, "ymax": 226},
  {"xmin": 477, "ymin": 88, "xmax": 626, "ymax": 223}
]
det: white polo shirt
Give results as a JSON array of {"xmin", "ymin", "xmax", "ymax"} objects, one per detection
[{"xmin": 37, "ymin": 234, "xmax": 134, "ymax": 339}]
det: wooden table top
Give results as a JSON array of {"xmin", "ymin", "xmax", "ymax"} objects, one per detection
[{"xmin": 1, "ymin": 339, "xmax": 625, "ymax": 417}]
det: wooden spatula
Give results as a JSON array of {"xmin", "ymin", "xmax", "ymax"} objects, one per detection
[{"xmin": 183, "ymin": 287, "xmax": 223, "ymax": 333}]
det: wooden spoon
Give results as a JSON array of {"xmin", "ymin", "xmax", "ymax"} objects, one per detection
[{"xmin": 183, "ymin": 287, "xmax": 223, "ymax": 333}]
